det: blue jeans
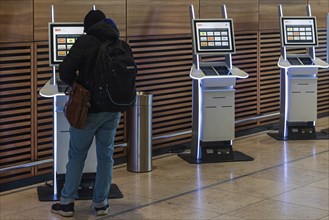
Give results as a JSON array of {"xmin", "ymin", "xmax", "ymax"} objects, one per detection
[{"xmin": 60, "ymin": 112, "xmax": 121, "ymax": 208}]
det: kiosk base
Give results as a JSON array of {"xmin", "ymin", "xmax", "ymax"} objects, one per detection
[
  {"xmin": 268, "ymin": 123, "xmax": 329, "ymax": 140},
  {"xmin": 37, "ymin": 183, "xmax": 123, "ymax": 201},
  {"xmin": 201, "ymin": 141, "xmax": 235, "ymax": 161},
  {"xmin": 37, "ymin": 174, "xmax": 123, "ymax": 201},
  {"xmin": 178, "ymin": 141, "xmax": 253, "ymax": 164},
  {"xmin": 178, "ymin": 151, "xmax": 253, "ymax": 164},
  {"xmin": 267, "ymin": 132, "xmax": 329, "ymax": 140}
]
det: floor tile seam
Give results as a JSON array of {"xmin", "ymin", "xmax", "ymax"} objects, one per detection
[
  {"xmin": 221, "ymin": 197, "xmax": 270, "ymax": 216},
  {"xmin": 0, "ymin": 183, "xmax": 45, "ymax": 196},
  {"xmin": 223, "ymin": 198, "xmax": 329, "ymax": 219},
  {"xmin": 266, "ymin": 197, "xmax": 329, "ymax": 212},
  {"xmin": 286, "ymin": 163, "xmax": 329, "ymax": 173},
  {"xmin": 161, "ymin": 191, "xmax": 267, "ymax": 217},
  {"xmin": 0, "ymin": 203, "xmax": 50, "ymax": 219},
  {"xmin": 265, "ymin": 181, "xmax": 328, "ymax": 202},
  {"xmin": 205, "ymin": 181, "xmax": 302, "ymax": 201},
  {"xmin": 264, "ymin": 184, "xmax": 329, "ymax": 209},
  {"xmin": 207, "ymin": 173, "xmax": 327, "ymax": 202},
  {"xmin": 106, "ymin": 149, "xmax": 329, "ymax": 218}
]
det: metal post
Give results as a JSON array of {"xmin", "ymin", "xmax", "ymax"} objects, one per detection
[
  {"xmin": 50, "ymin": 5, "xmax": 56, "ymax": 85},
  {"xmin": 190, "ymin": 5, "xmax": 200, "ymax": 70},
  {"xmin": 127, "ymin": 92, "xmax": 153, "ymax": 172}
]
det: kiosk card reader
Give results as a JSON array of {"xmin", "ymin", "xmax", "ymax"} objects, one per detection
[
  {"xmin": 268, "ymin": 4, "xmax": 329, "ymax": 140},
  {"xmin": 178, "ymin": 5, "xmax": 253, "ymax": 164}
]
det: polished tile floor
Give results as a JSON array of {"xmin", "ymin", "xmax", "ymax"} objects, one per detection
[{"xmin": 1, "ymin": 117, "xmax": 328, "ymax": 220}]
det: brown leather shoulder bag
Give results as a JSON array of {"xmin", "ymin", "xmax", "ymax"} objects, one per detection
[{"xmin": 64, "ymin": 83, "xmax": 91, "ymax": 129}]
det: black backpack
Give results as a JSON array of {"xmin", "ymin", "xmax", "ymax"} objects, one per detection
[{"xmin": 91, "ymin": 38, "xmax": 137, "ymax": 112}]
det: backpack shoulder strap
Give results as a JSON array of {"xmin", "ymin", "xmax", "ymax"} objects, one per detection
[
  {"xmin": 89, "ymin": 37, "xmax": 121, "ymax": 92},
  {"xmin": 89, "ymin": 35, "xmax": 114, "ymax": 49},
  {"xmin": 88, "ymin": 36, "xmax": 111, "ymax": 94},
  {"xmin": 121, "ymin": 40, "xmax": 134, "ymax": 56}
]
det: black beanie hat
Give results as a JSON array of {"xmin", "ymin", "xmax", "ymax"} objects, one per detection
[{"xmin": 84, "ymin": 10, "xmax": 106, "ymax": 31}]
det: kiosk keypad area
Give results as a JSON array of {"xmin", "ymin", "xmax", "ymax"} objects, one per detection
[
  {"xmin": 200, "ymin": 65, "xmax": 230, "ymax": 76},
  {"xmin": 287, "ymin": 57, "xmax": 313, "ymax": 65}
]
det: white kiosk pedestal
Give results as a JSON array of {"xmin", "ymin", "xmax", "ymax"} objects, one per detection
[
  {"xmin": 40, "ymin": 78, "xmax": 97, "ymax": 178},
  {"xmin": 178, "ymin": 5, "xmax": 253, "ymax": 163},
  {"xmin": 268, "ymin": 5, "xmax": 329, "ymax": 140}
]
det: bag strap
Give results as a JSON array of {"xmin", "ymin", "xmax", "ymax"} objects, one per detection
[{"xmin": 89, "ymin": 36, "xmax": 113, "ymax": 96}]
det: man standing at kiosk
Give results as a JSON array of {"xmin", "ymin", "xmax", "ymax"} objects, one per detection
[{"xmin": 51, "ymin": 10, "xmax": 122, "ymax": 217}]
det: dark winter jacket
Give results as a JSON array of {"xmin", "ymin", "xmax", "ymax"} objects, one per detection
[{"xmin": 59, "ymin": 19, "xmax": 119, "ymax": 113}]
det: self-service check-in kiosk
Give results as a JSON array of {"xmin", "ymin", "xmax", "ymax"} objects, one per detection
[
  {"xmin": 268, "ymin": 5, "xmax": 329, "ymax": 140},
  {"xmin": 38, "ymin": 7, "xmax": 122, "ymax": 200},
  {"xmin": 178, "ymin": 5, "xmax": 253, "ymax": 164}
]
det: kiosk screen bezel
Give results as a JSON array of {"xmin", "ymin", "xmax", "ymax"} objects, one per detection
[
  {"xmin": 49, "ymin": 22, "xmax": 84, "ymax": 66},
  {"xmin": 280, "ymin": 16, "xmax": 318, "ymax": 47},
  {"xmin": 192, "ymin": 19, "xmax": 236, "ymax": 55}
]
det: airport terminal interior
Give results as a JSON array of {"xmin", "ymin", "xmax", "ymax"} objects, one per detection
[{"xmin": 0, "ymin": 0, "xmax": 329, "ymax": 219}]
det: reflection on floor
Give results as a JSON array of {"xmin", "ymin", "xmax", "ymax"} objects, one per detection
[{"xmin": 1, "ymin": 117, "xmax": 328, "ymax": 220}]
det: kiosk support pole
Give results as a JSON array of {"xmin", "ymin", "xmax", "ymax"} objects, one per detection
[
  {"xmin": 222, "ymin": 5, "xmax": 232, "ymax": 69},
  {"xmin": 278, "ymin": 4, "xmax": 283, "ymax": 17},
  {"xmin": 50, "ymin": 4, "xmax": 58, "ymax": 197},
  {"xmin": 278, "ymin": 5, "xmax": 287, "ymax": 60},
  {"xmin": 221, "ymin": 4, "xmax": 227, "ymax": 19},
  {"xmin": 189, "ymin": 4, "xmax": 201, "ymax": 160},
  {"xmin": 189, "ymin": 5, "xmax": 199, "ymax": 70},
  {"xmin": 278, "ymin": 4, "xmax": 287, "ymax": 138},
  {"xmin": 50, "ymin": 5, "xmax": 56, "ymax": 86},
  {"xmin": 306, "ymin": 4, "xmax": 311, "ymax": 16},
  {"xmin": 278, "ymin": 68, "xmax": 288, "ymax": 138},
  {"xmin": 306, "ymin": 4, "xmax": 316, "ymax": 60}
]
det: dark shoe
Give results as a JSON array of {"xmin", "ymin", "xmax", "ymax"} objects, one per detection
[
  {"xmin": 51, "ymin": 203, "xmax": 74, "ymax": 217},
  {"xmin": 95, "ymin": 204, "xmax": 109, "ymax": 216}
]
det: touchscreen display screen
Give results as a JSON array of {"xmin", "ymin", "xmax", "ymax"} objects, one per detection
[
  {"xmin": 280, "ymin": 17, "xmax": 318, "ymax": 47},
  {"xmin": 193, "ymin": 19, "xmax": 235, "ymax": 54},
  {"xmin": 49, "ymin": 22, "xmax": 84, "ymax": 66}
]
